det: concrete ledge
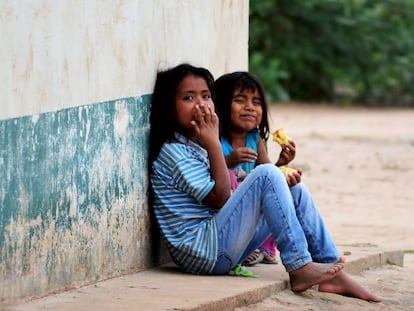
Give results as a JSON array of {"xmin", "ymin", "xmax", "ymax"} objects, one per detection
[
  {"xmin": 337, "ymin": 244, "xmax": 404, "ymax": 275},
  {"xmin": 7, "ymin": 247, "xmax": 403, "ymax": 311}
]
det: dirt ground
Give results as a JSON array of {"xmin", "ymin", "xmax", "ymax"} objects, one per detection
[{"xmin": 236, "ymin": 103, "xmax": 414, "ymax": 311}]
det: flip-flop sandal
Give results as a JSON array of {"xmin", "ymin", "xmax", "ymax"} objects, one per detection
[
  {"xmin": 243, "ymin": 250, "xmax": 264, "ymax": 266},
  {"xmin": 260, "ymin": 251, "xmax": 278, "ymax": 264}
]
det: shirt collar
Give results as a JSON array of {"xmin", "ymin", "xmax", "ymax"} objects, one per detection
[{"xmin": 173, "ymin": 132, "xmax": 208, "ymax": 157}]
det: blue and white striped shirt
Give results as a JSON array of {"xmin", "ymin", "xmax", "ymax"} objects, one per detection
[{"xmin": 150, "ymin": 133, "xmax": 218, "ymax": 274}]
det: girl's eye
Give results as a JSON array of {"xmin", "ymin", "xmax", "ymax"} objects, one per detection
[
  {"xmin": 183, "ymin": 95, "xmax": 194, "ymax": 101},
  {"xmin": 233, "ymin": 96, "xmax": 245, "ymax": 103},
  {"xmin": 253, "ymin": 100, "xmax": 262, "ymax": 106},
  {"xmin": 203, "ymin": 94, "xmax": 211, "ymax": 99}
]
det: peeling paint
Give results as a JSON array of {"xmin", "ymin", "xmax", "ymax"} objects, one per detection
[
  {"xmin": 31, "ymin": 114, "xmax": 39, "ymax": 124},
  {"xmin": 0, "ymin": 1, "xmax": 249, "ymax": 307},
  {"xmin": 0, "ymin": 95, "xmax": 158, "ymax": 305}
]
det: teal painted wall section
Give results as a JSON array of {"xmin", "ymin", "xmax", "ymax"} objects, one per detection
[{"xmin": 0, "ymin": 95, "xmax": 158, "ymax": 305}]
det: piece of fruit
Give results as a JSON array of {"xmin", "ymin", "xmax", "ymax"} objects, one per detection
[
  {"xmin": 279, "ymin": 166, "xmax": 297, "ymax": 176},
  {"xmin": 272, "ymin": 128, "xmax": 290, "ymax": 146}
]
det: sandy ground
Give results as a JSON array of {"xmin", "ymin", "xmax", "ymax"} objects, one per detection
[{"xmin": 236, "ymin": 103, "xmax": 414, "ymax": 311}]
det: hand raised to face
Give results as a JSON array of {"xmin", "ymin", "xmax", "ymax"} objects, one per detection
[{"xmin": 191, "ymin": 103, "xmax": 220, "ymax": 149}]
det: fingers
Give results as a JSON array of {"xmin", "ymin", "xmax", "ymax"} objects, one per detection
[
  {"xmin": 286, "ymin": 139, "xmax": 296, "ymax": 148},
  {"xmin": 244, "ymin": 147, "xmax": 258, "ymax": 158},
  {"xmin": 206, "ymin": 103, "xmax": 218, "ymax": 124},
  {"xmin": 280, "ymin": 142, "xmax": 296, "ymax": 163},
  {"xmin": 286, "ymin": 169, "xmax": 302, "ymax": 187},
  {"xmin": 283, "ymin": 143, "xmax": 295, "ymax": 154},
  {"xmin": 282, "ymin": 140, "xmax": 295, "ymax": 153},
  {"xmin": 194, "ymin": 104, "xmax": 203, "ymax": 121},
  {"xmin": 242, "ymin": 154, "xmax": 257, "ymax": 162},
  {"xmin": 200, "ymin": 103, "xmax": 212, "ymax": 121},
  {"xmin": 192, "ymin": 104, "xmax": 219, "ymax": 145},
  {"xmin": 195, "ymin": 103, "xmax": 217, "ymax": 124},
  {"xmin": 235, "ymin": 147, "xmax": 257, "ymax": 163}
]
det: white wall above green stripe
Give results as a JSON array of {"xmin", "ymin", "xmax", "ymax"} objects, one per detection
[{"xmin": 0, "ymin": 0, "xmax": 248, "ymax": 120}]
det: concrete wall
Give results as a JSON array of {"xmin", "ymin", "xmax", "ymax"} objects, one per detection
[{"xmin": 0, "ymin": 0, "xmax": 249, "ymax": 306}]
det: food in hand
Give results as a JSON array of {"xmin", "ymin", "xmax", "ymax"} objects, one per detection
[
  {"xmin": 279, "ymin": 165, "xmax": 297, "ymax": 176},
  {"xmin": 273, "ymin": 128, "xmax": 296, "ymax": 176},
  {"xmin": 272, "ymin": 128, "xmax": 290, "ymax": 146}
]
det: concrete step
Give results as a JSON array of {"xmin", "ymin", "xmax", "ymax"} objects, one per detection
[{"xmin": 7, "ymin": 246, "xmax": 404, "ymax": 311}]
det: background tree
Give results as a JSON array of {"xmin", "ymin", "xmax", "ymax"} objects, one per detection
[{"xmin": 249, "ymin": 0, "xmax": 414, "ymax": 106}]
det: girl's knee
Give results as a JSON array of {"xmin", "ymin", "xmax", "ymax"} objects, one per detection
[{"xmin": 255, "ymin": 163, "xmax": 284, "ymax": 179}]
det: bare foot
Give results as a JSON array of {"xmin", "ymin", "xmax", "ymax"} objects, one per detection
[
  {"xmin": 319, "ymin": 270, "xmax": 382, "ymax": 302},
  {"xmin": 289, "ymin": 262, "xmax": 344, "ymax": 293}
]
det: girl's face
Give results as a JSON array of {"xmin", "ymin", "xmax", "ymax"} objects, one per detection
[
  {"xmin": 230, "ymin": 87, "xmax": 263, "ymax": 133},
  {"xmin": 175, "ymin": 74, "xmax": 213, "ymax": 137}
]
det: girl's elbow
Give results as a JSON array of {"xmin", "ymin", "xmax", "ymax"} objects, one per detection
[
  {"xmin": 212, "ymin": 199, "xmax": 226, "ymax": 209},
  {"xmin": 216, "ymin": 191, "xmax": 231, "ymax": 207},
  {"xmin": 205, "ymin": 191, "xmax": 230, "ymax": 208}
]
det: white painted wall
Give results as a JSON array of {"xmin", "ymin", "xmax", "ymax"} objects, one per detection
[
  {"xmin": 0, "ymin": 0, "xmax": 249, "ymax": 120},
  {"xmin": 0, "ymin": 1, "xmax": 249, "ymax": 305}
]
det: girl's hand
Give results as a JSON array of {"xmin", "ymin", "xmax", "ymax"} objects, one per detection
[
  {"xmin": 226, "ymin": 147, "xmax": 258, "ymax": 168},
  {"xmin": 276, "ymin": 140, "xmax": 296, "ymax": 167},
  {"xmin": 286, "ymin": 168, "xmax": 302, "ymax": 187},
  {"xmin": 191, "ymin": 103, "xmax": 220, "ymax": 149}
]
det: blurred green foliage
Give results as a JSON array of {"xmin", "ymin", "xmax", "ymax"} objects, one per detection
[{"xmin": 249, "ymin": 0, "xmax": 414, "ymax": 106}]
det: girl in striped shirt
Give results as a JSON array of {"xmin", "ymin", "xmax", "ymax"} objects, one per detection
[{"xmin": 148, "ymin": 63, "xmax": 381, "ymax": 302}]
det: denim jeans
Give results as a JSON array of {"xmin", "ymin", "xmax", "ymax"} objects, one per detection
[{"xmin": 211, "ymin": 163, "xmax": 339, "ymax": 274}]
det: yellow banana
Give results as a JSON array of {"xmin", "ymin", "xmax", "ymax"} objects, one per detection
[
  {"xmin": 279, "ymin": 165, "xmax": 297, "ymax": 176},
  {"xmin": 272, "ymin": 128, "xmax": 290, "ymax": 146}
]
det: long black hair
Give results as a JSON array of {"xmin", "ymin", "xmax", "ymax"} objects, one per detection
[
  {"xmin": 148, "ymin": 63, "xmax": 215, "ymax": 167},
  {"xmin": 214, "ymin": 72, "xmax": 270, "ymax": 142}
]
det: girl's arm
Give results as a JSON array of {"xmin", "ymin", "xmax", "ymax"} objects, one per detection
[
  {"xmin": 256, "ymin": 138, "xmax": 271, "ymax": 165},
  {"xmin": 192, "ymin": 104, "xmax": 230, "ymax": 208},
  {"xmin": 204, "ymin": 141, "xmax": 231, "ymax": 208}
]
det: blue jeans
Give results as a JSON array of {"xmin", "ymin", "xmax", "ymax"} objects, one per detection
[{"xmin": 211, "ymin": 163, "xmax": 339, "ymax": 274}]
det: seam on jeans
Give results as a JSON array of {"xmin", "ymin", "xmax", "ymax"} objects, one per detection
[{"xmin": 262, "ymin": 172, "xmax": 312, "ymax": 271}]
